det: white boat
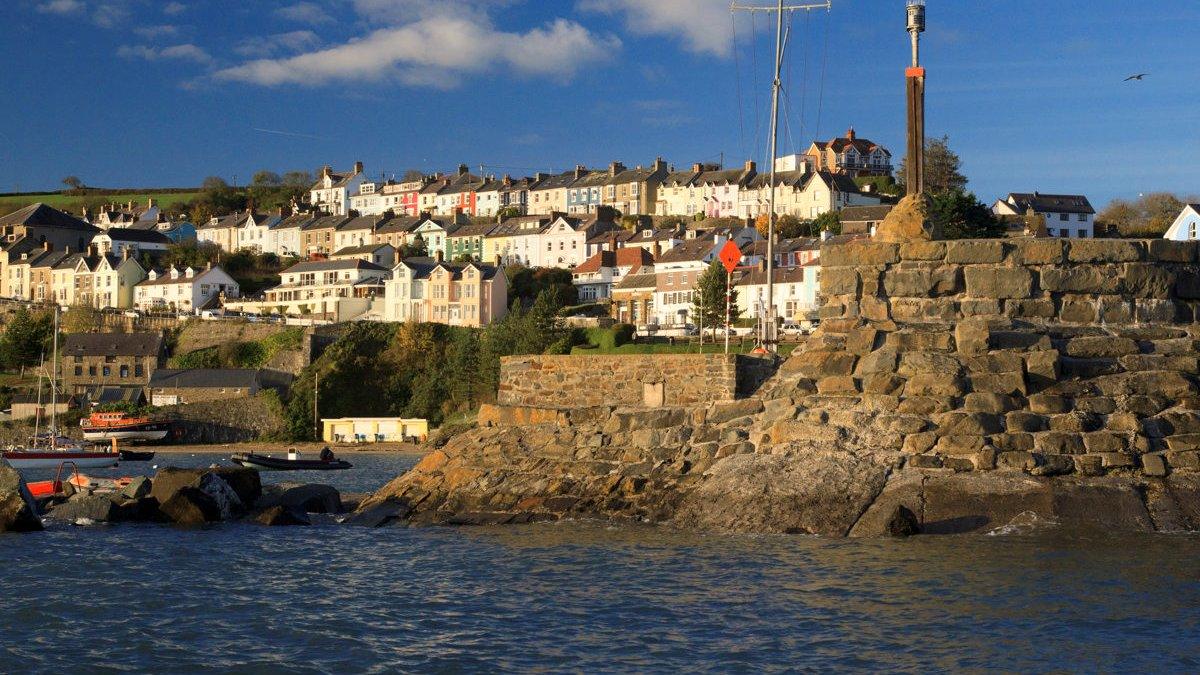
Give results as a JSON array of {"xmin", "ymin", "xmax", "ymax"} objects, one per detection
[{"xmin": 2, "ymin": 449, "xmax": 119, "ymax": 469}]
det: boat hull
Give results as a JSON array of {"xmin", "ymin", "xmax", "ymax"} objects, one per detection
[
  {"xmin": 3, "ymin": 452, "xmax": 120, "ymax": 469},
  {"xmin": 81, "ymin": 425, "xmax": 170, "ymax": 442},
  {"xmin": 230, "ymin": 453, "xmax": 352, "ymax": 471}
]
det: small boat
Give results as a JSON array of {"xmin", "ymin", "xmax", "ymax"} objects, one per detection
[
  {"xmin": 118, "ymin": 449, "xmax": 156, "ymax": 462},
  {"xmin": 231, "ymin": 449, "xmax": 352, "ymax": 471},
  {"xmin": 3, "ymin": 448, "xmax": 120, "ymax": 469},
  {"xmin": 81, "ymin": 412, "xmax": 170, "ymax": 442}
]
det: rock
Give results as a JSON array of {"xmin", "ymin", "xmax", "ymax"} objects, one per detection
[
  {"xmin": 110, "ymin": 496, "xmax": 164, "ymax": 523},
  {"xmin": 150, "ymin": 466, "xmax": 261, "ymax": 509},
  {"xmin": 48, "ymin": 494, "xmax": 118, "ymax": 523},
  {"xmin": 873, "ymin": 194, "xmax": 939, "ymax": 243},
  {"xmin": 884, "ymin": 505, "xmax": 921, "ymax": 537},
  {"xmin": 0, "ymin": 461, "xmax": 42, "ymax": 533},
  {"xmin": 672, "ymin": 451, "xmax": 890, "ymax": 535},
  {"xmin": 256, "ymin": 483, "xmax": 343, "ymax": 514},
  {"xmin": 193, "ymin": 473, "xmax": 245, "ymax": 520},
  {"xmin": 159, "ymin": 486, "xmax": 221, "ymax": 526},
  {"xmin": 121, "ymin": 476, "xmax": 152, "ymax": 501},
  {"xmin": 252, "ymin": 505, "xmax": 310, "ymax": 526}
]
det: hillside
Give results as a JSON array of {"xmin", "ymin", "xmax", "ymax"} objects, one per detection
[{"xmin": 0, "ymin": 190, "xmax": 202, "ymax": 218}]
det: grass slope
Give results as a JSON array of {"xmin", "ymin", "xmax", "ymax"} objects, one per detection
[{"xmin": 0, "ymin": 191, "xmax": 201, "ymax": 217}]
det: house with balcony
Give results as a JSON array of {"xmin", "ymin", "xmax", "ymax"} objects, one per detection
[
  {"xmin": 228, "ymin": 258, "xmax": 389, "ymax": 318},
  {"xmin": 133, "ymin": 264, "xmax": 238, "ymax": 313},
  {"xmin": 383, "ymin": 259, "xmax": 507, "ymax": 327},
  {"xmin": 310, "ymin": 162, "xmax": 366, "ymax": 216},
  {"xmin": 482, "ymin": 214, "xmax": 553, "ymax": 266},
  {"xmin": 805, "ymin": 127, "xmax": 893, "ymax": 177},
  {"xmin": 92, "ymin": 227, "xmax": 171, "ymax": 259}
]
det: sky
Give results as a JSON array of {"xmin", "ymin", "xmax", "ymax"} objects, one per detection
[{"xmin": 1, "ymin": 0, "xmax": 1198, "ymax": 209}]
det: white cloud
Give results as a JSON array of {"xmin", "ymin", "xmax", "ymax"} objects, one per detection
[
  {"xmin": 163, "ymin": 1, "xmax": 186, "ymax": 15},
  {"xmin": 134, "ymin": 24, "xmax": 179, "ymax": 39},
  {"xmin": 578, "ymin": 0, "xmax": 732, "ymax": 57},
  {"xmin": 91, "ymin": 1, "xmax": 131, "ymax": 27},
  {"xmin": 36, "ymin": 0, "xmax": 85, "ymax": 15},
  {"xmin": 118, "ymin": 43, "xmax": 213, "ymax": 65},
  {"xmin": 214, "ymin": 15, "xmax": 617, "ymax": 87},
  {"xmin": 234, "ymin": 30, "xmax": 322, "ymax": 58},
  {"xmin": 275, "ymin": 2, "xmax": 334, "ymax": 25}
]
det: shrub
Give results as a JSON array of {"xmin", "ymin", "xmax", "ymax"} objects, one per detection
[{"xmin": 612, "ymin": 323, "xmax": 635, "ymax": 347}]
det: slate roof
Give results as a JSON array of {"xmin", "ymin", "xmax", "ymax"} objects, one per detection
[
  {"xmin": 150, "ymin": 368, "xmax": 260, "ymax": 389},
  {"xmin": 1002, "ymin": 193, "xmax": 1096, "ymax": 215},
  {"xmin": 0, "ymin": 203, "xmax": 98, "ymax": 232},
  {"xmin": 310, "ymin": 166, "xmax": 361, "ymax": 191},
  {"xmin": 532, "ymin": 170, "xmax": 585, "ymax": 191},
  {"xmin": 62, "ymin": 332, "xmax": 163, "ymax": 358},
  {"xmin": 447, "ymin": 222, "xmax": 498, "ymax": 238},
  {"xmin": 812, "ymin": 129, "xmax": 890, "ymax": 156},
  {"xmin": 138, "ymin": 266, "xmax": 225, "ymax": 286},
  {"xmin": 656, "ymin": 236, "xmax": 719, "ymax": 264},
  {"xmin": 734, "ymin": 265, "xmax": 813, "ymax": 287},
  {"xmin": 283, "ymin": 258, "xmax": 389, "ymax": 274},
  {"xmin": 613, "ymin": 272, "xmax": 658, "ymax": 290},
  {"xmin": 300, "ymin": 215, "xmax": 350, "ymax": 231},
  {"xmin": 840, "ymin": 205, "xmax": 895, "ymax": 222},
  {"xmin": 573, "ymin": 247, "xmax": 655, "ymax": 274},
  {"xmin": 101, "ymin": 227, "xmax": 171, "ymax": 244},
  {"xmin": 332, "ymin": 243, "xmax": 393, "ymax": 257},
  {"xmin": 375, "ymin": 215, "xmax": 420, "ymax": 235},
  {"xmin": 485, "ymin": 215, "xmax": 551, "ymax": 238}
]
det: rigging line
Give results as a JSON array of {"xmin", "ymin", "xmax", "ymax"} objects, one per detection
[
  {"xmin": 731, "ymin": 12, "xmax": 747, "ymax": 161},
  {"xmin": 750, "ymin": 11, "xmax": 761, "ymax": 167},
  {"xmin": 814, "ymin": 7, "xmax": 831, "ymax": 142},
  {"xmin": 797, "ymin": 10, "xmax": 811, "ymax": 154}
]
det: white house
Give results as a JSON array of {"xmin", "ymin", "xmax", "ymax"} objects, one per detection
[
  {"xmin": 92, "ymin": 227, "xmax": 171, "ymax": 258},
  {"xmin": 1162, "ymin": 203, "xmax": 1200, "ymax": 241},
  {"xmin": 310, "ymin": 162, "xmax": 367, "ymax": 216},
  {"xmin": 236, "ymin": 213, "xmax": 281, "ymax": 253},
  {"xmin": 268, "ymin": 214, "xmax": 309, "ymax": 258},
  {"xmin": 539, "ymin": 214, "xmax": 619, "ymax": 269},
  {"xmin": 134, "ymin": 264, "xmax": 239, "ymax": 313},
  {"xmin": 225, "ymin": 259, "xmax": 388, "ymax": 318},
  {"xmin": 734, "ymin": 262, "xmax": 821, "ymax": 328},
  {"xmin": 992, "ymin": 193, "xmax": 1095, "ymax": 238},
  {"xmin": 571, "ymin": 247, "xmax": 654, "ymax": 302}
]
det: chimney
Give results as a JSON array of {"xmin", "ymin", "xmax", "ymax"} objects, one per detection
[
  {"xmin": 502, "ymin": 174, "xmax": 512, "ymax": 188},
  {"xmin": 692, "ymin": 162, "xmax": 703, "ymax": 173},
  {"xmin": 419, "ymin": 211, "xmax": 432, "ymax": 220},
  {"xmin": 354, "ymin": 161, "xmax": 364, "ymax": 174},
  {"xmin": 494, "ymin": 254, "xmax": 502, "ymax": 267},
  {"xmin": 653, "ymin": 157, "xmax": 667, "ymax": 173},
  {"xmin": 147, "ymin": 198, "xmax": 156, "ymax": 208},
  {"xmin": 653, "ymin": 242, "xmax": 661, "ymax": 258},
  {"xmin": 846, "ymin": 127, "xmax": 856, "ymax": 140},
  {"xmin": 821, "ymin": 228, "xmax": 833, "ymax": 242},
  {"xmin": 457, "ymin": 163, "xmax": 469, "ymax": 176},
  {"xmin": 609, "ymin": 161, "xmax": 625, "ymax": 177},
  {"xmin": 42, "ymin": 241, "xmax": 52, "ymax": 252},
  {"xmin": 574, "ymin": 164, "xmax": 586, "ymax": 180},
  {"xmin": 122, "ymin": 247, "xmax": 130, "ymax": 261},
  {"xmin": 87, "ymin": 243, "xmax": 97, "ymax": 258},
  {"xmin": 744, "ymin": 160, "xmax": 756, "ymax": 173},
  {"xmin": 608, "ymin": 232, "xmax": 617, "ymax": 253},
  {"xmin": 322, "ymin": 165, "xmax": 332, "ymax": 178}
]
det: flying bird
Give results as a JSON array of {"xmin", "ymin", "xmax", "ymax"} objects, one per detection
[{"xmin": 1124, "ymin": 73, "xmax": 1147, "ymax": 81}]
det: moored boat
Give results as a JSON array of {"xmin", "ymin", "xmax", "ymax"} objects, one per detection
[
  {"xmin": 231, "ymin": 449, "xmax": 352, "ymax": 471},
  {"xmin": 118, "ymin": 449, "xmax": 156, "ymax": 461},
  {"xmin": 80, "ymin": 412, "xmax": 170, "ymax": 442},
  {"xmin": 3, "ymin": 448, "xmax": 120, "ymax": 469}
]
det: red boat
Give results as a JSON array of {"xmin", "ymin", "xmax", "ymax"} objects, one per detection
[{"xmin": 80, "ymin": 412, "xmax": 170, "ymax": 442}]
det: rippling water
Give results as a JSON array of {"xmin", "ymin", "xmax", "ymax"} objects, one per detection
[{"xmin": 3, "ymin": 454, "xmax": 1200, "ymax": 672}]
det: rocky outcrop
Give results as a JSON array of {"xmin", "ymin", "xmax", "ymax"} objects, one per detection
[
  {"xmin": 873, "ymin": 194, "xmax": 939, "ymax": 243},
  {"xmin": 255, "ymin": 483, "xmax": 342, "ymax": 514},
  {"xmin": 0, "ymin": 462, "xmax": 42, "ymax": 533}
]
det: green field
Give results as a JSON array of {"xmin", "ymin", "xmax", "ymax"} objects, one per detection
[{"xmin": 0, "ymin": 191, "xmax": 202, "ymax": 217}]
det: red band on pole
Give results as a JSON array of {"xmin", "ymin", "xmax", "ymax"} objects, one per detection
[{"xmin": 905, "ymin": 67, "xmax": 925, "ymax": 77}]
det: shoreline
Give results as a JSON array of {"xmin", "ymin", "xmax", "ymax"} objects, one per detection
[{"xmin": 132, "ymin": 441, "xmax": 428, "ymax": 455}]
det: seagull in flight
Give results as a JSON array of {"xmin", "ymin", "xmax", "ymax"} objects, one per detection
[{"xmin": 1124, "ymin": 73, "xmax": 1147, "ymax": 81}]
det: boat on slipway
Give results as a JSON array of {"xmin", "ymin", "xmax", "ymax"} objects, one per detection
[{"xmin": 80, "ymin": 411, "xmax": 171, "ymax": 443}]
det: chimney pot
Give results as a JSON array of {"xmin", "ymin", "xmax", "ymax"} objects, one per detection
[
  {"xmin": 353, "ymin": 161, "xmax": 364, "ymax": 174},
  {"xmin": 846, "ymin": 127, "xmax": 855, "ymax": 140}
]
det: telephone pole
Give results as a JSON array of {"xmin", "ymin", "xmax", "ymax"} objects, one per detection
[{"xmin": 731, "ymin": 0, "xmax": 831, "ymax": 352}]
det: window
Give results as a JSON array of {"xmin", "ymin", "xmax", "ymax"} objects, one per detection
[
  {"xmin": 102, "ymin": 366, "xmax": 111, "ymax": 377},
  {"xmin": 135, "ymin": 365, "xmax": 143, "ymax": 377},
  {"xmin": 1077, "ymin": 213, "xmax": 1087, "ymax": 222},
  {"xmin": 1078, "ymin": 229, "xmax": 1087, "ymax": 238},
  {"xmin": 120, "ymin": 365, "xmax": 129, "ymax": 378},
  {"xmin": 1058, "ymin": 213, "xmax": 1068, "ymax": 221},
  {"xmin": 89, "ymin": 366, "xmax": 96, "ymax": 376},
  {"xmin": 74, "ymin": 366, "xmax": 82, "ymax": 376},
  {"xmin": 1059, "ymin": 229, "xmax": 1069, "ymax": 237}
]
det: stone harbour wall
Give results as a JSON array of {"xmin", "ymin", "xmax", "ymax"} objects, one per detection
[
  {"xmin": 497, "ymin": 354, "xmax": 776, "ymax": 408},
  {"xmin": 355, "ymin": 237, "xmax": 1200, "ymax": 536}
]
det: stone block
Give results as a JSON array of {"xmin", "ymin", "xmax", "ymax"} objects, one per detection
[
  {"xmin": 1063, "ymin": 336, "xmax": 1139, "ymax": 358},
  {"xmin": 960, "ymin": 299, "xmax": 1004, "ymax": 317},
  {"xmin": 859, "ymin": 295, "xmax": 890, "ymax": 322},
  {"xmin": 792, "ymin": 350, "xmax": 859, "ymax": 379},
  {"xmin": 890, "ymin": 298, "xmax": 961, "ymax": 322},
  {"xmin": 1006, "ymin": 411, "xmax": 1048, "ymax": 432},
  {"xmin": 904, "ymin": 373, "xmax": 967, "ymax": 397},
  {"xmin": 1058, "ymin": 297, "xmax": 1097, "ymax": 323},
  {"xmin": 1005, "ymin": 298, "xmax": 1056, "ymax": 319},
  {"xmin": 898, "ymin": 351, "xmax": 964, "ymax": 377},
  {"xmin": 946, "ymin": 240, "xmax": 1005, "ymax": 264},
  {"xmin": 816, "ymin": 376, "xmax": 860, "ymax": 396},
  {"xmin": 934, "ymin": 411, "xmax": 1004, "ymax": 436},
  {"xmin": 954, "ymin": 317, "xmax": 990, "ymax": 356},
  {"xmin": 897, "ymin": 396, "xmax": 956, "ymax": 415},
  {"xmin": 1147, "ymin": 239, "xmax": 1196, "ymax": 263},
  {"xmin": 1067, "ymin": 239, "xmax": 1143, "ymax": 263},
  {"xmin": 844, "ymin": 327, "xmax": 881, "ymax": 355},
  {"xmin": 963, "ymin": 352, "xmax": 1024, "ymax": 374},
  {"xmin": 1098, "ymin": 297, "xmax": 1134, "ymax": 324},
  {"xmin": 1166, "ymin": 450, "xmax": 1200, "ymax": 470},
  {"xmin": 1164, "ymin": 434, "xmax": 1200, "ymax": 452},
  {"xmin": 1030, "ymin": 454, "xmax": 1076, "ymax": 476},
  {"xmin": 899, "ymin": 240, "xmax": 946, "ymax": 261},
  {"xmin": 1123, "ymin": 263, "xmax": 1176, "ymax": 297},
  {"xmin": 883, "ymin": 267, "xmax": 962, "ymax": 297},
  {"xmin": 886, "ymin": 330, "xmax": 955, "ymax": 352},
  {"xmin": 997, "ymin": 451, "xmax": 1037, "ymax": 471},
  {"xmin": 1097, "ymin": 452, "xmax": 1135, "ymax": 469},
  {"xmin": 708, "ymin": 399, "xmax": 765, "ymax": 425},
  {"xmin": 1119, "ymin": 354, "xmax": 1200, "ymax": 374},
  {"xmin": 1049, "ymin": 412, "xmax": 1102, "ymax": 433},
  {"xmin": 970, "ymin": 371, "xmax": 1026, "ymax": 396},
  {"xmin": 821, "ymin": 241, "xmax": 900, "ymax": 267},
  {"xmin": 1028, "ymin": 394, "xmax": 1071, "ymax": 414},
  {"xmin": 1146, "ymin": 337, "xmax": 1196, "ymax": 355},
  {"xmin": 990, "ymin": 331, "xmax": 1052, "ymax": 351},
  {"xmin": 1012, "ymin": 238, "xmax": 1065, "ymax": 265},
  {"xmin": 973, "ymin": 446, "xmax": 998, "ymax": 470},
  {"xmin": 1034, "ymin": 431, "xmax": 1086, "ymax": 455},
  {"xmin": 1041, "ymin": 265, "xmax": 1123, "ymax": 293},
  {"xmin": 1141, "ymin": 453, "xmax": 1168, "ymax": 477},
  {"xmin": 821, "ymin": 267, "xmax": 860, "ymax": 296},
  {"xmin": 936, "ymin": 434, "xmax": 986, "ymax": 456},
  {"xmin": 902, "ymin": 431, "xmax": 937, "ymax": 454},
  {"xmin": 1074, "ymin": 454, "xmax": 1105, "ymax": 476},
  {"xmin": 1023, "ymin": 351, "xmax": 1061, "ymax": 391},
  {"xmin": 908, "ymin": 454, "xmax": 943, "ymax": 469},
  {"xmin": 1094, "ymin": 371, "xmax": 1195, "ymax": 398},
  {"xmin": 1135, "ymin": 298, "xmax": 1186, "ymax": 324},
  {"xmin": 964, "ymin": 266, "xmax": 1033, "ymax": 299},
  {"xmin": 862, "ymin": 374, "xmax": 906, "ymax": 395},
  {"xmin": 992, "ymin": 432, "xmax": 1034, "ymax": 454},
  {"xmin": 943, "ymin": 457, "xmax": 975, "ymax": 472},
  {"xmin": 854, "ymin": 348, "xmax": 898, "ymax": 375},
  {"xmin": 1073, "ymin": 397, "xmax": 1117, "ymax": 415},
  {"xmin": 1083, "ymin": 432, "xmax": 1129, "ymax": 454},
  {"xmin": 963, "ymin": 392, "xmax": 1019, "ymax": 414}
]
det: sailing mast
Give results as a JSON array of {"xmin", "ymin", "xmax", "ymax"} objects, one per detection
[
  {"xmin": 50, "ymin": 306, "xmax": 58, "ymax": 447},
  {"xmin": 731, "ymin": 0, "xmax": 831, "ymax": 351}
]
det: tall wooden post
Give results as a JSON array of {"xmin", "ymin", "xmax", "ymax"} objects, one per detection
[{"xmin": 905, "ymin": 67, "xmax": 925, "ymax": 196}]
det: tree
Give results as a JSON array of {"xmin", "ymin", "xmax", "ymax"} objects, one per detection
[
  {"xmin": 754, "ymin": 213, "xmax": 812, "ymax": 239},
  {"xmin": 61, "ymin": 304, "xmax": 100, "ymax": 334},
  {"xmin": 496, "ymin": 206, "xmax": 521, "ymax": 220},
  {"xmin": 401, "ymin": 169, "xmax": 425, "ymax": 182},
  {"xmin": 398, "ymin": 234, "xmax": 428, "ymax": 259},
  {"xmin": 812, "ymin": 211, "xmax": 842, "ymax": 236},
  {"xmin": 61, "ymin": 176, "xmax": 85, "ymax": 192},
  {"xmin": 930, "ymin": 189, "xmax": 1005, "ymax": 239},
  {"xmin": 691, "ymin": 260, "xmax": 740, "ymax": 329},
  {"xmin": 898, "ymin": 135, "xmax": 967, "ymax": 195},
  {"xmin": 0, "ymin": 309, "xmax": 53, "ymax": 371},
  {"xmin": 853, "ymin": 175, "xmax": 904, "ymax": 197},
  {"xmin": 1097, "ymin": 192, "xmax": 1187, "ymax": 237},
  {"xmin": 198, "ymin": 176, "xmax": 245, "ymax": 215}
]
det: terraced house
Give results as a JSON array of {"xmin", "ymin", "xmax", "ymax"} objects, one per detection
[
  {"xmin": 446, "ymin": 222, "xmax": 497, "ymax": 262},
  {"xmin": 229, "ymin": 258, "xmax": 389, "ymax": 319},
  {"xmin": 61, "ymin": 332, "xmax": 165, "ymax": 403},
  {"xmin": 133, "ymin": 264, "xmax": 239, "ymax": 313},
  {"xmin": 0, "ymin": 203, "xmax": 98, "ymax": 297},
  {"xmin": 310, "ymin": 162, "xmax": 366, "ymax": 216},
  {"xmin": 383, "ymin": 259, "xmax": 507, "ymax": 327}
]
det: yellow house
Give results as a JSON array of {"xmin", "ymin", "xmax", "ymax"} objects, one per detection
[{"xmin": 322, "ymin": 417, "xmax": 428, "ymax": 443}]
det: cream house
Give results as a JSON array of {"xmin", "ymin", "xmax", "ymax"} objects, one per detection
[
  {"xmin": 383, "ymin": 259, "xmax": 507, "ymax": 327},
  {"xmin": 310, "ymin": 162, "xmax": 366, "ymax": 216},
  {"xmin": 133, "ymin": 264, "xmax": 239, "ymax": 313},
  {"xmin": 226, "ymin": 259, "xmax": 389, "ymax": 318}
]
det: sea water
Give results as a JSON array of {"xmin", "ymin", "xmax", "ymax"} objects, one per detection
[{"xmin": 2, "ymin": 454, "xmax": 1199, "ymax": 673}]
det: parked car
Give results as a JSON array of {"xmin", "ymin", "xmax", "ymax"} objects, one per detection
[{"xmin": 780, "ymin": 322, "xmax": 805, "ymax": 336}]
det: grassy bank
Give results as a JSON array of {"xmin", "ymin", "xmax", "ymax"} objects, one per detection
[{"xmin": 0, "ymin": 191, "xmax": 201, "ymax": 217}]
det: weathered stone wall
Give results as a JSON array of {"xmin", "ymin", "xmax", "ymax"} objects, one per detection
[
  {"xmin": 163, "ymin": 394, "xmax": 286, "ymax": 444},
  {"xmin": 497, "ymin": 354, "xmax": 775, "ymax": 408}
]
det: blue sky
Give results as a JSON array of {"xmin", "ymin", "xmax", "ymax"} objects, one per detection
[{"xmin": 2, "ymin": 0, "xmax": 1197, "ymax": 209}]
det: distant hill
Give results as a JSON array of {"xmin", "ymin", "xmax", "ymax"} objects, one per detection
[{"xmin": 0, "ymin": 188, "xmax": 204, "ymax": 218}]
